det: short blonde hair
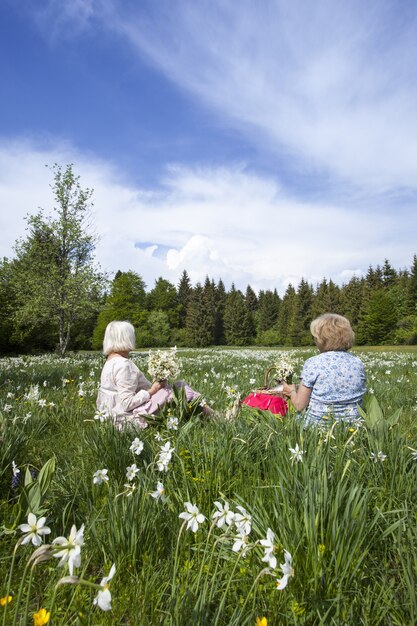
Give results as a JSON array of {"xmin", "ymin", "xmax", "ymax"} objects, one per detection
[
  {"xmin": 310, "ymin": 313, "xmax": 355, "ymax": 352},
  {"xmin": 103, "ymin": 321, "xmax": 136, "ymax": 355}
]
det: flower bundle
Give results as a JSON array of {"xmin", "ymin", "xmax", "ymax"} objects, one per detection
[
  {"xmin": 273, "ymin": 354, "xmax": 296, "ymax": 383},
  {"xmin": 148, "ymin": 348, "xmax": 181, "ymax": 382}
]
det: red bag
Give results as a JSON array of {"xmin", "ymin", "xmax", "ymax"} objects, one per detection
[{"xmin": 242, "ymin": 392, "xmax": 288, "ymax": 416}]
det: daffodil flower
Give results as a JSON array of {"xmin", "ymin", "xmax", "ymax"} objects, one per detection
[
  {"xmin": 276, "ymin": 549, "xmax": 294, "ymax": 590},
  {"xmin": 179, "ymin": 502, "xmax": 206, "ymax": 532},
  {"xmin": 234, "ymin": 505, "xmax": 252, "ymax": 535},
  {"xmin": 130, "ymin": 438, "xmax": 144, "ymax": 455},
  {"xmin": 93, "ymin": 469, "xmax": 109, "ymax": 485},
  {"xmin": 212, "ymin": 501, "xmax": 235, "ymax": 528},
  {"xmin": 232, "ymin": 529, "xmax": 250, "ymax": 557},
  {"xmin": 260, "ymin": 528, "xmax": 277, "ymax": 570},
  {"xmin": 150, "ymin": 481, "xmax": 165, "ymax": 501},
  {"xmin": 18, "ymin": 513, "xmax": 51, "ymax": 546},
  {"xmin": 52, "ymin": 524, "xmax": 84, "ymax": 576},
  {"xmin": 289, "ymin": 443, "xmax": 304, "ymax": 463},
  {"xmin": 125, "ymin": 464, "xmax": 140, "ymax": 481},
  {"xmin": 370, "ymin": 451, "xmax": 387, "ymax": 462},
  {"xmin": 93, "ymin": 563, "xmax": 116, "ymax": 611}
]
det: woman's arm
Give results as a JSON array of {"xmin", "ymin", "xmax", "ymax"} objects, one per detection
[
  {"xmin": 282, "ymin": 382, "xmax": 312, "ymax": 411},
  {"xmin": 114, "ymin": 361, "xmax": 164, "ymax": 413}
]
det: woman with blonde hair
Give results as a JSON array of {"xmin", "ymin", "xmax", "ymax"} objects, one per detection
[
  {"xmin": 282, "ymin": 313, "xmax": 366, "ymax": 424},
  {"xmin": 97, "ymin": 321, "xmax": 204, "ymax": 428}
]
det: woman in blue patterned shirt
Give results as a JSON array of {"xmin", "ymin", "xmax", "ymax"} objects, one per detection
[{"xmin": 282, "ymin": 313, "xmax": 366, "ymax": 424}]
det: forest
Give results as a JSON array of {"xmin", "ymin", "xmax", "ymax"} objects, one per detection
[{"xmin": 0, "ymin": 165, "xmax": 416, "ymax": 354}]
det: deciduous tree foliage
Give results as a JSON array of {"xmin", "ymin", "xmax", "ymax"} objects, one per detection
[{"xmin": 12, "ymin": 164, "xmax": 104, "ymax": 355}]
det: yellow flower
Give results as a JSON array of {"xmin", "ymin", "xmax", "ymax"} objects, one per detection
[
  {"xmin": 255, "ymin": 618, "xmax": 268, "ymax": 626},
  {"xmin": 33, "ymin": 608, "xmax": 50, "ymax": 626},
  {"xmin": 0, "ymin": 595, "xmax": 12, "ymax": 606}
]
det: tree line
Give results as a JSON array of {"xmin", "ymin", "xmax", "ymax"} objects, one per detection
[{"xmin": 1, "ymin": 164, "xmax": 416, "ymax": 354}]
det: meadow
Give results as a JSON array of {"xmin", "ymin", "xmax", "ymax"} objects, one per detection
[{"xmin": 1, "ymin": 347, "xmax": 417, "ymax": 626}]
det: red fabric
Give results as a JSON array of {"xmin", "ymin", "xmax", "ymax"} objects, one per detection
[{"xmin": 242, "ymin": 393, "xmax": 288, "ymax": 416}]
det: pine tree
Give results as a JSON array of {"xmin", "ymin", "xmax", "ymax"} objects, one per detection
[
  {"xmin": 185, "ymin": 283, "xmax": 215, "ymax": 347},
  {"xmin": 223, "ymin": 290, "xmax": 255, "ymax": 345},
  {"xmin": 245, "ymin": 285, "xmax": 258, "ymax": 313},
  {"xmin": 381, "ymin": 259, "xmax": 397, "ymax": 288},
  {"xmin": 277, "ymin": 284, "xmax": 297, "ymax": 345},
  {"xmin": 257, "ymin": 290, "xmax": 280, "ymax": 332},
  {"xmin": 214, "ymin": 279, "xmax": 227, "ymax": 344},
  {"xmin": 177, "ymin": 270, "xmax": 192, "ymax": 328}
]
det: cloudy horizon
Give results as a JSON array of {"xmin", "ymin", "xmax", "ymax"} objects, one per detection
[{"xmin": 1, "ymin": 0, "xmax": 416, "ymax": 294}]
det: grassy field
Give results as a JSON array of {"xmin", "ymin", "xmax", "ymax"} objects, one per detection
[{"xmin": 1, "ymin": 347, "xmax": 417, "ymax": 625}]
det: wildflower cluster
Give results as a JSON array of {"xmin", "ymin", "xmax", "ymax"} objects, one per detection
[
  {"xmin": 273, "ymin": 353, "xmax": 296, "ymax": 382},
  {"xmin": 148, "ymin": 347, "xmax": 181, "ymax": 382}
]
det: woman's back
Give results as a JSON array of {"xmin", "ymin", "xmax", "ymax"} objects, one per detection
[{"xmin": 301, "ymin": 351, "xmax": 366, "ymax": 422}]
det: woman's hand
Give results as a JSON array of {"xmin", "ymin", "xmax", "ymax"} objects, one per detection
[
  {"xmin": 281, "ymin": 382, "xmax": 296, "ymax": 398},
  {"xmin": 149, "ymin": 380, "xmax": 166, "ymax": 396},
  {"xmin": 281, "ymin": 382, "xmax": 312, "ymax": 411}
]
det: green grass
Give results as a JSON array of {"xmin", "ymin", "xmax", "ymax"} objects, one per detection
[{"xmin": 0, "ymin": 348, "xmax": 416, "ymax": 625}]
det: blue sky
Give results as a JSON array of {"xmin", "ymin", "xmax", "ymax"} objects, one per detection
[{"xmin": 1, "ymin": 0, "xmax": 416, "ymax": 293}]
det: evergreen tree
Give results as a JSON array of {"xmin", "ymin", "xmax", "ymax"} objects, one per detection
[
  {"xmin": 257, "ymin": 290, "xmax": 280, "ymax": 332},
  {"xmin": 185, "ymin": 283, "xmax": 214, "ymax": 347},
  {"xmin": 245, "ymin": 285, "xmax": 258, "ymax": 313},
  {"xmin": 177, "ymin": 270, "xmax": 192, "ymax": 328},
  {"xmin": 223, "ymin": 290, "xmax": 255, "ymax": 345},
  {"xmin": 277, "ymin": 284, "xmax": 297, "ymax": 345},
  {"xmin": 358, "ymin": 289, "xmax": 397, "ymax": 344},
  {"xmin": 341, "ymin": 275, "xmax": 365, "ymax": 327},
  {"xmin": 214, "ymin": 279, "xmax": 227, "ymax": 344},
  {"xmin": 381, "ymin": 259, "xmax": 397, "ymax": 288},
  {"xmin": 407, "ymin": 255, "xmax": 417, "ymax": 314},
  {"xmin": 290, "ymin": 279, "xmax": 314, "ymax": 345}
]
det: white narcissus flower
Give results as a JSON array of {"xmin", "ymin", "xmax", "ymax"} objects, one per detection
[
  {"xmin": 276, "ymin": 549, "xmax": 294, "ymax": 590},
  {"xmin": 289, "ymin": 443, "xmax": 304, "ymax": 463},
  {"xmin": 370, "ymin": 451, "xmax": 387, "ymax": 462},
  {"xmin": 150, "ymin": 481, "xmax": 165, "ymax": 501},
  {"xmin": 167, "ymin": 417, "xmax": 179, "ymax": 430},
  {"xmin": 93, "ymin": 469, "xmax": 109, "ymax": 485},
  {"xmin": 130, "ymin": 438, "xmax": 144, "ymax": 455},
  {"xmin": 126, "ymin": 464, "xmax": 140, "ymax": 481},
  {"xmin": 52, "ymin": 524, "xmax": 85, "ymax": 576},
  {"xmin": 93, "ymin": 563, "xmax": 116, "ymax": 611},
  {"xmin": 234, "ymin": 505, "xmax": 252, "ymax": 535},
  {"xmin": 212, "ymin": 501, "xmax": 235, "ymax": 528},
  {"xmin": 232, "ymin": 530, "xmax": 250, "ymax": 557},
  {"xmin": 179, "ymin": 502, "xmax": 206, "ymax": 532},
  {"xmin": 18, "ymin": 513, "xmax": 51, "ymax": 546},
  {"xmin": 260, "ymin": 528, "xmax": 277, "ymax": 570}
]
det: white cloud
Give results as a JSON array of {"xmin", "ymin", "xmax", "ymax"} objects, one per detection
[
  {"xmin": 94, "ymin": 0, "xmax": 417, "ymax": 192},
  {"xmin": 0, "ymin": 137, "xmax": 414, "ymax": 294}
]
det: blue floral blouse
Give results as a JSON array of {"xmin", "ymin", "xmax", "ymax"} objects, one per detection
[{"xmin": 300, "ymin": 350, "xmax": 366, "ymax": 423}]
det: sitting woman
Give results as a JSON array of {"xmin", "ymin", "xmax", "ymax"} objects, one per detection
[
  {"xmin": 282, "ymin": 313, "xmax": 366, "ymax": 424},
  {"xmin": 97, "ymin": 320, "xmax": 202, "ymax": 428}
]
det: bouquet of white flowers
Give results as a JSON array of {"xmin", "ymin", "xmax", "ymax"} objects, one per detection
[
  {"xmin": 148, "ymin": 348, "xmax": 181, "ymax": 382},
  {"xmin": 273, "ymin": 353, "xmax": 296, "ymax": 383}
]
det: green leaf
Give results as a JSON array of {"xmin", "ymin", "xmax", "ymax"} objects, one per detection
[{"xmin": 38, "ymin": 456, "xmax": 56, "ymax": 496}]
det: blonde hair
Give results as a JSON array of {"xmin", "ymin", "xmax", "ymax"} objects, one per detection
[
  {"xmin": 310, "ymin": 313, "xmax": 355, "ymax": 352},
  {"xmin": 103, "ymin": 321, "xmax": 136, "ymax": 355}
]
